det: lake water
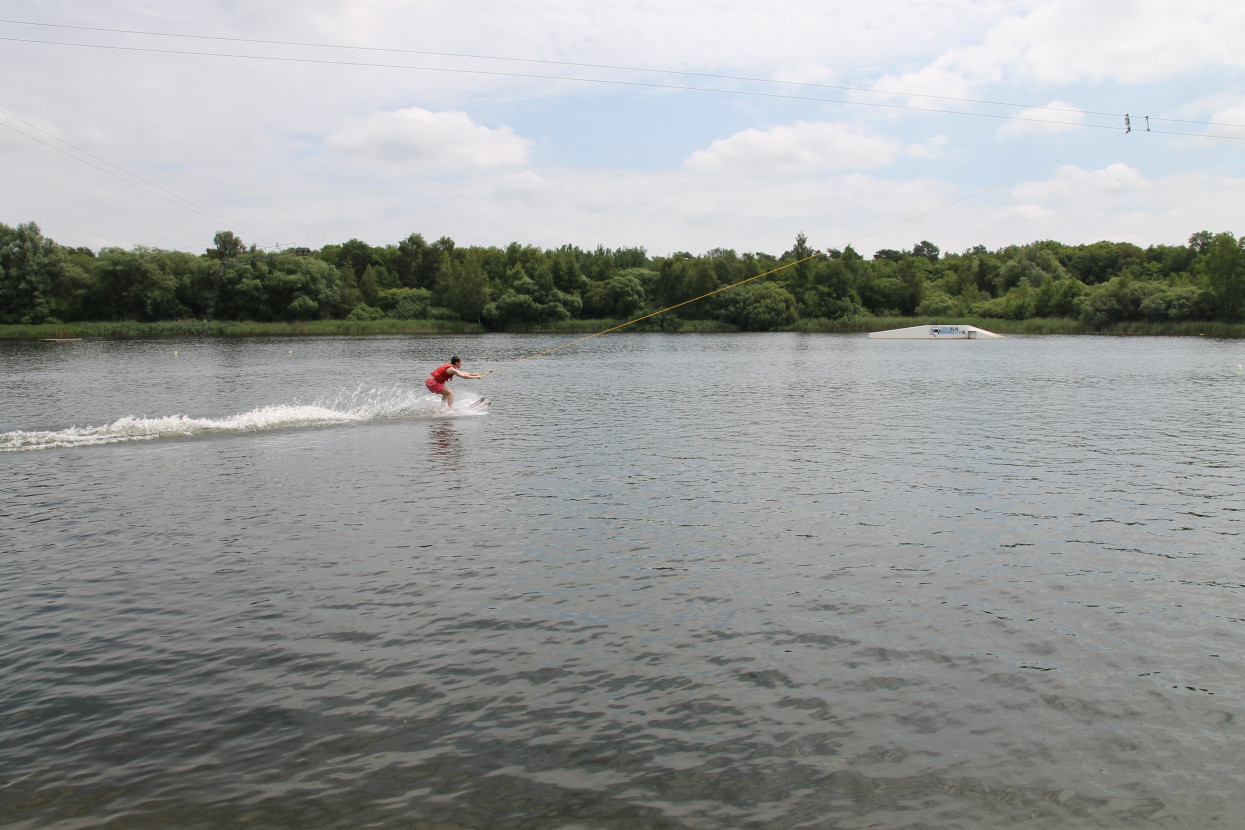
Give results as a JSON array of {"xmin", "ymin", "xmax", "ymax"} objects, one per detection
[{"xmin": 1, "ymin": 332, "xmax": 1242, "ymax": 829}]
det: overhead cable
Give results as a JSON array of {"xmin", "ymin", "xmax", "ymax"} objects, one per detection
[{"xmin": 2, "ymin": 30, "xmax": 1242, "ymax": 139}]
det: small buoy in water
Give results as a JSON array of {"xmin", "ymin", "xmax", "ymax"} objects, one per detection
[{"xmin": 174, "ymin": 350, "xmax": 178, "ymax": 356}]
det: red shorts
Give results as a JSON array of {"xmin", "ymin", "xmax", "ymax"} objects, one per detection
[{"xmin": 425, "ymin": 377, "xmax": 447, "ymax": 395}]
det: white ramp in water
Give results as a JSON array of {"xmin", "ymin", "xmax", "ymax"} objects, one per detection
[{"xmin": 868, "ymin": 324, "xmax": 1005, "ymax": 340}]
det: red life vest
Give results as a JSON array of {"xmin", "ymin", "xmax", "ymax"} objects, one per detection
[{"xmin": 431, "ymin": 363, "xmax": 455, "ymax": 383}]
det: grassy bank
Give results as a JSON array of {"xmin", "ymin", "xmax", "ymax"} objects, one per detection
[{"xmin": 5, "ymin": 316, "xmax": 1245, "ymax": 339}]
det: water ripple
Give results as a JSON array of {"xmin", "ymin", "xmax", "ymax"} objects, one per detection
[{"xmin": 2, "ymin": 334, "xmax": 1243, "ymax": 828}]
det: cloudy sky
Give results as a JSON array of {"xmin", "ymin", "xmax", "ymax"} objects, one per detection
[{"xmin": 2, "ymin": 1, "xmax": 1242, "ymax": 259}]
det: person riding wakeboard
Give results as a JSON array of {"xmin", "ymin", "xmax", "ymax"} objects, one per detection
[{"xmin": 425, "ymin": 356, "xmax": 483, "ymax": 408}]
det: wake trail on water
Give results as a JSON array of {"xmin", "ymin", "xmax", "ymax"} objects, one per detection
[{"xmin": 0, "ymin": 387, "xmax": 485, "ymax": 452}]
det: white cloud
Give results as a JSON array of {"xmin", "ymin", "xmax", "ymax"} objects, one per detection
[
  {"xmin": 2, "ymin": 1, "xmax": 1242, "ymax": 258},
  {"xmin": 1012, "ymin": 162, "xmax": 1149, "ymax": 205},
  {"xmin": 862, "ymin": 0, "xmax": 1245, "ymax": 126},
  {"xmin": 905, "ymin": 135, "xmax": 949, "ymax": 160},
  {"xmin": 869, "ymin": 64, "xmax": 992, "ymax": 111},
  {"xmin": 999, "ymin": 0, "xmax": 1245, "ymax": 85},
  {"xmin": 436, "ymin": 166, "xmax": 960, "ymax": 255},
  {"xmin": 494, "ymin": 170, "xmax": 552, "ymax": 198},
  {"xmin": 325, "ymin": 107, "xmax": 531, "ymax": 169},
  {"xmin": 997, "ymin": 100, "xmax": 1086, "ymax": 138},
  {"xmin": 952, "ymin": 165, "xmax": 1245, "ymax": 249},
  {"xmin": 1207, "ymin": 102, "xmax": 1245, "ymax": 136},
  {"xmin": 899, "ymin": 0, "xmax": 1245, "ymax": 95},
  {"xmin": 994, "ymin": 203, "xmax": 1058, "ymax": 226},
  {"xmin": 684, "ymin": 121, "xmax": 934, "ymax": 174}
]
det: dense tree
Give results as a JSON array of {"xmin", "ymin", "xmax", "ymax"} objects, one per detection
[
  {"xmin": 784, "ymin": 232, "xmax": 815, "ymax": 292},
  {"xmin": 896, "ymin": 257, "xmax": 927, "ymax": 315},
  {"xmin": 206, "ymin": 230, "xmax": 244, "ymax": 262},
  {"xmin": 912, "ymin": 240, "xmax": 940, "ymax": 262},
  {"xmin": 376, "ymin": 287, "xmax": 432, "ymax": 319},
  {"xmin": 722, "ymin": 281, "xmax": 798, "ymax": 331},
  {"xmin": 583, "ymin": 272, "xmax": 647, "ymax": 319},
  {"xmin": 92, "ymin": 247, "xmax": 190, "ymax": 321},
  {"xmin": 481, "ymin": 259, "xmax": 578, "ymax": 327},
  {"xmin": 996, "ymin": 244, "xmax": 1067, "ymax": 292},
  {"xmin": 391, "ymin": 233, "xmax": 444, "ymax": 289},
  {"xmin": 359, "ymin": 264, "xmax": 384, "ymax": 307},
  {"xmin": 267, "ymin": 255, "xmax": 339, "ymax": 320},
  {"xmin": 1199, "ymin": 232, "xmax": 1245, "ymax": 321},
  {"xmin": 5, "ymin": 223, "xmax": 1245, "ymax": 330},
  {"xmin": 1033, "ymin": 276, "xmax": 1087, "ymax": 318},
  {"xmin": 1188, "ymin": 230, "xmax": 1215, "ymax": 255},
  {"xmin": 1077, "ymin": 276, "xmax": 1156, "ymax": 327},
  {"xmin": 0, "ymin": 222, "xmax": 86, "ymax": 323},
  {"xmin": 1067, "ymin": 240, "xmax": 1144, "ymax": 285},
  {"xmin": 1139, "ymin": 285, "xmax": 1206, "ymax": 322},
  {"xmin": 653, "ymin": 253, "xmax": 693, "ymax": 308},
  {"xmin": 613, "ymin": 246, "xmax": 649, "ymax": 270},
  {"xmin": 483, "ymin": 272, "xmax": 555, "ymax": 327},
  {"xmin": 436, "ymin": 249, "xmax": 491, "ymax": 322},
  {"xmin": 549, "ymin": 247, "xmax": 589, "ymax": 295},
  {"xmin": 338, "ymin": 239, "xmax": 383, "ymax": 282},
  {"xmin": 683, "ymin": 258, "xmax": 719, "ymax": 309},
  {"xmin": 1146, "ymin": 243, "xmax": 1195, "ymax": 279},
  {"xmin": 332, "ymin": 265, "xmax": 363, "ymax": 318},
  {"xmin": 915, "ymin": 289, "xmax": 961, "ymax": 318}
]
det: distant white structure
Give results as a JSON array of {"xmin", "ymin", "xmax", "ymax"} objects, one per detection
[{"xmin": 868, "ymin": 324, "xmax": 1005, "ymax": 340}]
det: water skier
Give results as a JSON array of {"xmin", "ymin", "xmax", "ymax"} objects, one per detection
[{"xmin": 425, "ymin": 356, "xmax": 483, "ymax": 408}]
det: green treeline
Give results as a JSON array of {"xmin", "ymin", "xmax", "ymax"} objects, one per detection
[{"xmin": 3, "ymin": 221, "xmax": 1244, "ymax": 331}]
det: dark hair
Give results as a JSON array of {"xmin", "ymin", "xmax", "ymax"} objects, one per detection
[{"xmin": 450, "ymin": 355, "xmax": 462, "ymax": 365}]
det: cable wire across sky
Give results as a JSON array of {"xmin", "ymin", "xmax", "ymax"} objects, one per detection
[
  {"xmin": 2, "ymin": 18, "xmax": 1242, "ymax": 139},
  {"xmin": 2, "ymin": 11, "xmax": 1241, "ymax": 256}
]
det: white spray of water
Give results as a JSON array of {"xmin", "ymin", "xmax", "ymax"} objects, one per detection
[{"xmin": 0, "ymin": 387, "xmax": 485, "ymax": 452}]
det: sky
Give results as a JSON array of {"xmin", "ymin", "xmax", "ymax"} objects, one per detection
[{"xmin": 2, "ymin": 0, "xmax": 1243, "ymax": 260}]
